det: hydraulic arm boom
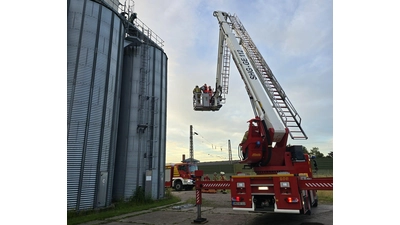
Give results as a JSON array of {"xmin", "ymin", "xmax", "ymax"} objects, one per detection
[
  {"xmin": 211, "ymin": 11, "xmax": 307, "ymax": 141},
  {"xmin": 193, "ymin": 11, "xmax": 308, "ymax": 167},
  {"xmin": 214, "ymin": 11, "xmax": 285, "ymax": 142}
]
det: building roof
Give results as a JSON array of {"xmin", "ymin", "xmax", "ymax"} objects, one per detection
[{"xmin": 181, "ymin": 158, "xmax": 200, "ymax": 163}]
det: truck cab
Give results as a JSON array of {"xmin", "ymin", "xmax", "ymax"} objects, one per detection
[{"xmin": 165, "ymin": 162, "xmax": 198, "ymax": 191}]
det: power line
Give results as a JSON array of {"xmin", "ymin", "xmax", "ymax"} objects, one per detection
[
  {"xmin": 191, "ymin": 126, "xmax": 239, "ymax": 162},
  {"xmin": 193, "ymin": 127, "xmax": 227, "ymax": 152}
]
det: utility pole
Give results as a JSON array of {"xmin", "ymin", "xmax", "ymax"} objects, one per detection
[
  {"xmin": 190, "ymin": 125, "xmax": 194, "ymax": 164},
  {"xmin": 228, "ymin": 139, "xmax": 232, "ymax": 163}
]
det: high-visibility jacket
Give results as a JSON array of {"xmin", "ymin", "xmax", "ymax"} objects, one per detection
[
  {"xmin": 212, "ymin": 175, "xmax": 219, "ymax": 181},
  {"xmin": 193, "ymin": 87, "xmax": 201, "ymax": 93}
]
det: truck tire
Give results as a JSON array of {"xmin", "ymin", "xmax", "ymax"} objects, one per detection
[
  {"xmin": 300, "ymin": 206, "xmax": 311, "ymax": 215},
  {"xmin": 310, "ymin": 191, "xmax": 318, "ymax": 207},
  {"xmin": 300, "ymin": 192, "xmax": 312, "ymax": 215},
  {"xmin": 174, "ymin": 181, "xmax": 183, "ymax": 191},
  {"xmin": 312, "ymin": 199, "xmax": 318, "ymax": 207}
]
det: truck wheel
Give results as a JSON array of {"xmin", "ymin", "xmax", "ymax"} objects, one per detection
[
  {"xmin": 310, "ymin": 191, "xmax": 318, "ymax": 207},
  {"xmin": 174, "ymin": 181, "xmax": 183, "ymax": 191},
  {"xmin": 300, "ymin": 208, "xmax": 311, "ymax": 215}
]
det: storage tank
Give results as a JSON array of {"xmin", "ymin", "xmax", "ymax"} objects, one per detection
[
  {"xmin": 113, "ymin": 24, "xmax": 168, "ymax": 201},
  {"xmin": 67, "ymin": 0, "xmax": 125, "ymax": 210}
]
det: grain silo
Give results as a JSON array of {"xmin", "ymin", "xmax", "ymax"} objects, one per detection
[
  {"xmin": 67, "ymin": 0, "xmax": 167, "ymax": 211},
  {"xmin": 113, "ymin": 14, "xmax": 168, "ymax": 201}
]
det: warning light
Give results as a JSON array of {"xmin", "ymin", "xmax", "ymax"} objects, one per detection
[
  {"xmin": 285, "ymin": 197, "xmax": 299, "ymax": 203},
  {"xmin": 232, "ymin": 196, "xmax": 246, "ymax": 206}
]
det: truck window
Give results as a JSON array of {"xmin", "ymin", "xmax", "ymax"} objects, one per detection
[
  {"xmin": 189, "ymin": 164, "xmax": 198, "ymax": 173},
  {"xmin": 178, "ymin": 165, "xmax": 187, "ymax": 171}
]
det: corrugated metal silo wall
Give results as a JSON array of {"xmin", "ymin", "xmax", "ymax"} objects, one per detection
[
  {"xmin": 113, "ymin": 42, "xmax": 167, "ymax": 201},
  {"xmin": 67, "ymin": 0, "xmax": 124, "ymax": 210}
]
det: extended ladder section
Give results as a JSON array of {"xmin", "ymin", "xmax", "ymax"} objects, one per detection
[
  {"xmin": 229, "ymin": 14, "xmax": 307, "ymax": 140},
  {"xmin": 193, "ymin": 34, "xmax": 230, "ymax": 112},
  {"xmin": 221, "ymin": 40, "xmax": 231, "ymax": 97}
]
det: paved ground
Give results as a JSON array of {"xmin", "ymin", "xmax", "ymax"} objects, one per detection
[{"xmin": 80, "ymin": 190, "xmax": 333, "ymax": 225}]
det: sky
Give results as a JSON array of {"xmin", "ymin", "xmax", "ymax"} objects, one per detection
[{"xmin": 129, "ymin": 0, "xmax": 333, "ymax": 163}]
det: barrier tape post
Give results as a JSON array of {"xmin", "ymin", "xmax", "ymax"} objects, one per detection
[{"xmin": 193, "ymin": 170, "xmax": 207, "ymax": 224}]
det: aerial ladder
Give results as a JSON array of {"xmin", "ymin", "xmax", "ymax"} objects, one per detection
[
  {"xmin": 194, "ymin": 12, "xmax": 307, "ymax": 140},
  {"xmin": 192, "ymin": 11, "xmax": 332, "ymax": 221}
]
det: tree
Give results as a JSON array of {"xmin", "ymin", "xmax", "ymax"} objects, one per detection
[
  {"xmin": 327, "ymin": 151, "xmax": 333, "ymax": 158},
  {"xmin": 309, "ymin": 147, "xmax": 324, "ymax": 158}
]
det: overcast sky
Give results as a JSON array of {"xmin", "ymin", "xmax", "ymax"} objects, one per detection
[{"xmin": 129, "ymin": 0, "xmax": 333, "ymax": 163}]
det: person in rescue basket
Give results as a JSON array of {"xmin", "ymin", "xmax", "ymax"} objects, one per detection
[
  {"xmin": 200, "ymin": 83, "xmax": 208, "ymax": 93},
  {"xmin": 208, "ymin": 86, "xmax": 213, "ymax": 104},
  {"xmin": 193, "ymin": 85, "xmax": 201, "ymax": 104}
]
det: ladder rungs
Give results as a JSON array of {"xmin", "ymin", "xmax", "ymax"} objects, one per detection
[
  {"xmin": 230, "ymin": 13, "xmax": 307, "ymax": 140},
  {"xmin": 292, "ymin": 137, "xmax": 307, "ymax": 139}
]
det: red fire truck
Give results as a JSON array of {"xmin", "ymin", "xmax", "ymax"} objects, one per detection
[
  {"xmin": 165, "ymin": 162, "xmax": 198, "ymax": 191},
  {"xmin": 192, "ymin": 11, "xmax": 333, "ymax": 216}
]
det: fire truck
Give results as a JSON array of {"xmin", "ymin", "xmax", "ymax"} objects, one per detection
[
  {"xmin": 192, "ymin": 11, "xmax": 333, "ymax": 215},
  {"xmin": 165, "ymin": 162, "xmax": 198, "ymax": 191}
]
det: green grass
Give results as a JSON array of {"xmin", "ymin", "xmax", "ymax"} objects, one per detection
[
  {"xmin": 313, "ymin": 170, "xmax": 333, "ymax": 204},
  {"xmin": 67, "ymin": 188, "xmax": 180, "ymax": 225},
  {"xmin": 313, "ymin": 169, "xmax": 333, "ymax": 177},
  {"xmin": 317, "ymin": 190, "xmax": 333, "ymax": 204}
]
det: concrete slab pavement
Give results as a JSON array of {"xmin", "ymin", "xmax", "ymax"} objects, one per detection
[{"xmin": 77, "ymin": 190, "xmax": 333, "ymax": 225}]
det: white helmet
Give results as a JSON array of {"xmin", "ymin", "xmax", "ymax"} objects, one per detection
[{"xmin": 220, "ymin": 172, "xmax": 225, "ymax": 175}]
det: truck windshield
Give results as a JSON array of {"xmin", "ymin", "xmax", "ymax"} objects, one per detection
[{"xmin": 188, "ymin": 164, "xmax": 198, "ymax": 173}]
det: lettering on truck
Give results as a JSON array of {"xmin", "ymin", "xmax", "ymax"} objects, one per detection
[{"xmin": 237, "ymin": 50, "xmax": 257, "ymax": 80}]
